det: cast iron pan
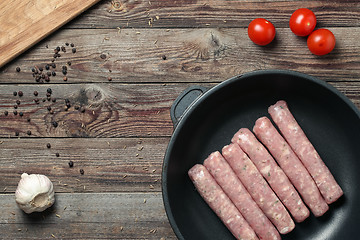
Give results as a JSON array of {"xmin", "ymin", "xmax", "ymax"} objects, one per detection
[{"xmin": 162, "ymin": 70, "xmax": 360, "ymax": 240}]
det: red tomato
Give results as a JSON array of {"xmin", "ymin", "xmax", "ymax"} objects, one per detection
[
  {"xmin": 248, "ymin": 18, "xmax": 276, "ymax": 46},
  {"xmin": 307, "ymin": 29, "xmax": 336, "ymax": 55},
  {"xmin": 289, "ymin": 8, "xmax": 317, "ymax": 36}
]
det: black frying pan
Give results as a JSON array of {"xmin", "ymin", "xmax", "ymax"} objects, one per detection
[{"xmin": 162, "ymin": 70, "xmax": 360, "ymax": 240}]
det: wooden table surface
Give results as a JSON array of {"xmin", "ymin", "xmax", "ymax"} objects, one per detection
[{"xmin": 0, "ymin": 0, "xmax": 359, "ymax": 239}]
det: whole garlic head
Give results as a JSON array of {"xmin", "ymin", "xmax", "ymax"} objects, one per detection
[{"xmin": 15, "ymin": 173, "xmax": 55, "ymax": 214}]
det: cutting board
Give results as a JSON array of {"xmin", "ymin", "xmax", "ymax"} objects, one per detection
[{"xmin": 0, "ymin": 0, "xmax": 101, "ymax": 68}]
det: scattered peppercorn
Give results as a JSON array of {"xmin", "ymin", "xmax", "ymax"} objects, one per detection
[
  {"xmin": 46, "ymin": 92, "xmax": 51, "ymax": 97},
  {"xmin": 16, "ymin": 100, "xmax": 20, "ymax": 105},
  {"xmin": 65, "ymin": 99, "xmax": 70, "ymax": 103},
  {"xmin": 56, "ymin": 46, "xmax": 60, "ymax": 52},
  {"xmin": 51, "ymin": 63, "xmax": 56, "ymax": 68},
  {"xmin": 18, "ymin": 91, "xmax": 23, "ymax": 97},
  {"xmin": 26, "ymin": 130, "xmax": 31, "ymax": 135},
  {"xmin": 16, "ymin": 67, "xmax": 21, "ymax": 72},
  {"xmin": 13, "ymin": 105, "xmax": 17, "ymax": 109},
  {"xmin": 68, "ymin": 161, "xmax": 74, "ymax": 167},
  {"xmin": 13, "ymin": 110, "xmax": 17, "ymax": 115},
  {"xmin": 61, "ymin": 46, "xmax": 66, "ymax": 52},
  {"xmin": 108, "ymin": 77, "xmax": 112, "ymax": 81},
  {"xmin": 67, "ymin": 61, "xmax": 71, "ymax": 66},
  {"xmin": 34, "ymin": 91, "xmax": 38, "ymax": 96},
  {"xmin": 70, "ymin": 43, "xmax": 74, "ymax": 47},
  {"xmin": 13, "ymin": 91, "xmax": 17, "ymax": 96},
  {"xmin": 27, "ymin": 118, "xmax": 31, "ymax": 122},
  {"xmin": 65, "ymin": 42, "xmax": 69, "ymax": 46},
  {"xmin": 72, "ymin": 48, "xmax": 76, "ymax": 53},
  {"xmin": 52, "ymin": 121, "xmax": 58, "ymax": 127},
  {"xmin": 74, "ymin": 105, "xmax": 80, "ymax": 110},
  {"xmin": 162, "ymin": 55, "xmax": 167, "ymax": 60},
  {"xmin": 62, "ymin": 69, "xmax": 67, "ymax": 75},
  {"xmin": 100, "ymin": 54, "xmax": 106, "ymax": 59},
  {"xmin": 45, "ymin": 64, "xmax": 50, "ymax": 70},
  {"xmin": 80, "ymin": 107, "xmax": 85, "ymax": 113},
  {"xmin": 42, "ymin": 99, "xmax": 46, "ymax": 102},
  {"xmin": 47, "ymin": 88, "xmax": 52, "ymax": 94},
  {"xmin": 19, "ymin": 112, "xmax": 23, "ymax": 117},
  {"xmin": 47, "ymin": 72, "xmax": 51, "ymax": 76},
  {"xmin": 80, "ymin": 169, "xmax": 84, "ymax": 175},
  {"xmin": 38, "ymin": 67, "xmax": 43, "ymax": 72},
  {"xmin": 47, "ymin": 106, "xmax": 52, "ymax": 111},
  {"xmin": 55, "ymin": 153, "xmax": 60, "ymax": 157},
  {"xmin": 52, "ymin": 98, "xmax": 56, "ymax": 103},
  {"xmin": 47, "ymin": 143, "xmax": 51, "ymax": 148},
  {"xmin": 15, "ymin": 132, "xmax": 19, "ymax": 136},
  {"xmin": 4, "ymin": 111, "xmax": 8, "ymax": 116},
  {"xmin": 32, "ymin": 68, "xmax": 36, "ymax": 73},
  {"xmin": 45, "ymin": 76, "xmax": 50, "ymax": 82},
  {"xmin": 52, "ymin": 71, "xmax": 56, "ymax": 76}
]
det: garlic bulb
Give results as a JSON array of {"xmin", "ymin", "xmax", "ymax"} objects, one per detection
[{"xmin": 15, "ymin": 173, "xmax": 55, "ymax": 214}]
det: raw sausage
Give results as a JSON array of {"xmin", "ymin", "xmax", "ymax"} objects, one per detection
[
  {"xmin": 268, "ymin": 100, "xmax": 343, "ymax": 204},
  {"xmin": 253, "ymin": 117, "xmax": 329, "ymax": 217},
  {"xmin": 204, "ymin": 151, "xmax": 281, "ymax": 240},
  {"xmin": 232, "ymin": 128, "xmax": 310, "ymax": 222},
  {"xmin": 222, "ymin": 143, "xmax": 295, "ymax": 234},
  {"xmin": 188, "ymin": 164, "xmax": 258, "ymax": 240}
]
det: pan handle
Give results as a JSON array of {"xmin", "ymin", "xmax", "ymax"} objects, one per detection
[{"xmin": 170, "ymin": 86, "xmax": 208, "ymax": 128}]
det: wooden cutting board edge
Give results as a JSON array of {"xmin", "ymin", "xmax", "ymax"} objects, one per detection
[{"xmin": 0, "ymin": 0, "xmax": 101, "ymax": 69}]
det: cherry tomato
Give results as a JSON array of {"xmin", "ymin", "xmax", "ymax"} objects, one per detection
[
  {"xmin": 289, "ymin": 8, "xmax": 317, "ymax": 36},
  {"xmin": 307, "ymin": 29, "xmax": 336, "ymax": 55},
  {"xmin": 248, "ymin": 18, "xmax": 276, "ymax": 46}
]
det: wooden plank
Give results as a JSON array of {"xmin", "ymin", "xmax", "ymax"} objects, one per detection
[
  {"xmin": 1, "ymin": 27, "xmax": 359, "ymax": 83},
  {"xmin": 70, "ymin": 0, "xmax": 360, "ymax": 29},
  {"xmin": 0, "ymin": 137, "xmax": 168, "ymax": 193},
  {"xmin": 0, "ymin": 0, "xmax": 101, "ymax": 68},
  {"xmin": 0, "ymin": 82, "xmax": 359, "ymax": 138},
  {"xmin": 0, "ymin": 192, "xmax": 176, "ymax": 239}
]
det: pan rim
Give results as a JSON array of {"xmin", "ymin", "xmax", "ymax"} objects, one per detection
[{"xmin": 161, "ymin": 69, "xmax": 360, "ymax": 240}]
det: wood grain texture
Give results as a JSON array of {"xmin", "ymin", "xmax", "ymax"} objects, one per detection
[
  {"xmin": 0, "ymin": 82, "xmax": 358, "ymax": 138},
  {"xmin": 69, "ymin": 0, "xmax": 360, "ymax": 29},
  {"xmin": 1, "ymin": 27, "xmax": 360, "ymax": 82},
  {"xmin": 0, "ymin": 0, "xmax": 101, "ymax": 68},
  {"xmin": 0, "ymin": 137, "xmax": 167, "ymax": 193},
  {"xmin": 0, "ymin": 192, "xmax": 176, "ymax": 239}
]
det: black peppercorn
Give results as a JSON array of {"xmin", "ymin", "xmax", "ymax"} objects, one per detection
[
  {"xmin": 52, "ymin": 71, "xmax": 56, "ymax": 76},
  {"xmin": 55, "ymin": 153, "xmax": 60, "ymax": 157},
  {"xmin": 100, "ymin": 54, "xmax": 106, "ymax": 59},
  {"xmin": 27, "ymin": 118, "xmax": 31, "ymax": 122},
  {"xmin": 47, "ymin": 72, "xmax": 51, "ymax": 76},
  {"xmin": 68, "ymin": 161, "xmax": 74, "ymax": 167},
  {"xmin": 162, "ymin": 55, "xmax": 167, "ymax": 60},
  {"xmin": 4, "ymin": 111, "xmax": 8, "ymax": 116},
  {"xmin": 47, "ymin": 106, "xmax": 52, "ymax": 111},
  {"xmin": 26, "ymin": 130, "xmax": 31, "ymax": 135},
  {"xmin": 61, "ymin": 46, "xmax": 66, "ymax": 52},
  {"xmin": 13, "ymin": 91, "xmax": 17, "ymax": 96},
  {"xmin": 51, "ymin": 63, "xmax": 56, "ymax": 68},
  {"xmin": 45, "ymin": 64, "xmax": 50, "ymax": 70},
  {"xmin": 47, "ymin": 88, "xmax": 52, "ymax": 94},
  {"xmin": 65, "ymin": 42, "xmax": 69, "ymax": 46},
  {"xmin": 74, "ymin": 105, "xmax": 80, "ymax": 110},
  {"xmin": 19, "ymin": 112, "xmax": 23, "ymax": 117},
  {"xmin": 52, "ymin": 98, "xmax": 56, "ymax": 103},
  {"xmin": 80, "ymin": 107, "xmax": 85, "ymax": 113},
  {"xmin": 80, "ymin": 169, "xmax": 84, "ymax": 175},
  {"xmin": 13, "ymin": 110, "xmax": 18, "ymax": 115},
  {"xmin": 15, "ymin": 132, "xmax": 19, "ymax": 136},
  {"xmin": 16, "ymin": 67, "xmax": 21, "ymax": 72},
  {"xmin": 45, "ymin": 75, "xmax": 50, "ymax": 82},
  {"xmin": 18, "ymin": 91, "xmax": 23, "ymax": 97},
  {"xmin": 16, "ymin": 100, "xmax": 20, "ymax": 105},
  {"xmin": 52, "ymin": 121, "xmax": 58, "ymax": 127},
  {"xmin": 72, "ymin": 48, "xmax": 76, "ymax": 53},
  {"xmin": 56, "ymin": 46, "xmax": 60, "ymax": 52},
  {"xmin": 70, "ymin": 43, "xmax": 74, "ymax": 47},
  {"xmin": 32, "ymin": 68, "xmax": 36, "ymax": 73},
  {"xmin": 34, "ymin": 91, "xmax": 38, "ymax": 96},
  {"xmin": 46, "ymin": 92, "xmax": 51, "ymax": 98},
  {"xmin": 67, "ymin": 61, "xmax": 71, "ymax": 66},
  {"xmin": 14, "ymin": 105, "xmax": 17, "ymax": 109},
  {"xmin": 62, "ymin": 69, "xmax": 67, "ymax": 75},
  {"xmin": 38, "ymin": 67, "xmax": 43, "ymax": 72},
  {"xmin": 47, "ymin": 143, "xmax": 51, "ymax": 148}
]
